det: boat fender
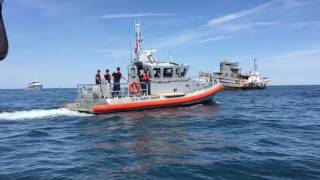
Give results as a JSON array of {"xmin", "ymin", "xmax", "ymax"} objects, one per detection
[{"xmin": 129, "ymin": 82, "xmax": 140, "ymax": 94}]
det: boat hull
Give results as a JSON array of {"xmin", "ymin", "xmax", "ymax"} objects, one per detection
[
  {"xmin": 241, "ymin": 83, "xmax": 267, "ymax": 90},
  {"xmin": 92, "ymin": 84, "xmax": 223, "ymax": 113},
  {"xmin": 26, "ymin": 85, "xmax": 43, "ymax": 91},
  {"xmin": 66, "ymin": 84, "xmax": 223, "ymax": 114}
]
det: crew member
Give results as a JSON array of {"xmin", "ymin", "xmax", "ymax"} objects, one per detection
[
  {"xmin": 104, "ymin": 69, "xmax": 111, "ymax": 84},
  {"xmin": 142, "ymin": 69, "xmax": 151, "ymax": 95},
  {"xmin": 95, "ymin": 69, "xmax": 102, "ymax": 84},
  {"xmin": 112, "ymin": 67, "xmax": 125, "ymax": 97}
]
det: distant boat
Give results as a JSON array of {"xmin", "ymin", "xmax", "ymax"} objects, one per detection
[
  {"xmin": 27, "ymin": 81, "xmax": 43, "ymax": 90},
  {"xmin": 214, "ymin": 59, "xmax": 270, "ymax": 90},
  {"xmin": 242, "ymin": 59, "xmax": 270, "ymax": 89}
]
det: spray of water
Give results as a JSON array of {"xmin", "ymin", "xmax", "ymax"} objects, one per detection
[{"xmin": 0, "ymin": 108, "xmax": 92, "ymax": 121}]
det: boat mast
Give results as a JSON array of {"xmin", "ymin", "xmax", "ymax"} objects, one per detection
[
  {"xmin": 129, "ymin": 23, "xmax": 133, "ymax": 63},
  {"xmin": 134, "ymin": 19, "xmax": 142, "ymax": 60},
  {"xmin": 254, "ymin": 58, "xmax": 258, "ymax": 72}
]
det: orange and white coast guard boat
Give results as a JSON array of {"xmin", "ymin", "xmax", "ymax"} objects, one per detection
[{"xmin": 65, "ymin": 22, "xmax": 223, "ymax": 113}]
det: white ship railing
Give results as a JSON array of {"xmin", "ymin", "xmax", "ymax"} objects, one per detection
[
  {"xmin": 77, "ymin": 74, "xmax": 219, "ymax": 100},
  {"xmin": 77, "ymin": 82, "xmax": 149, "ymax": 99}
]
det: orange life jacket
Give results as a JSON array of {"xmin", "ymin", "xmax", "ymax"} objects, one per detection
[{"xmin": 143, "ymin": 73, "xmax": 150, "ymax": 81}]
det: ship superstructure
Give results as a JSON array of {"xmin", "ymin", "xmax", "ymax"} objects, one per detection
[{"xmin": 214, "ymin": 61, "xmax": 244, "ymax": 89}]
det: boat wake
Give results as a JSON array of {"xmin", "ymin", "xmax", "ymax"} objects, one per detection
[{"xmin": 0, "ymin": 108, "xmax": 92, "ymax": 121}]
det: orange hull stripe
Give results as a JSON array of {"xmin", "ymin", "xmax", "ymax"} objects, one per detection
[{"xmin": 93, "ymin": 84, "xmax": 224, "ymax": 113}]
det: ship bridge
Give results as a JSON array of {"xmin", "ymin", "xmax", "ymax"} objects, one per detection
[{"xmin": 131, "ymin": 49, "xmax": 190, "ymax": 80}]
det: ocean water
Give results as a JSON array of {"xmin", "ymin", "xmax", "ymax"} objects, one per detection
[{"xmin": 0, "ymin": 86, "xmax": 319, "ymax": 179}]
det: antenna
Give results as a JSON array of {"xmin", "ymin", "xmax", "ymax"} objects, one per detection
[
  {"xmin": 169, "ymin": 48, "xmax": 172, "ymax": 61},
  {"xmin": 254, "ymin": 58, "xmax": 257, "ymax": 71},
  {"xmin": 134, "ymin": 18, "xmax": 143, "ymax": 59},
  {"xmin": 129, "ymin": 22, "xmax": 133, "ymax": 63},
  {"xmin": 138, "ymin": 17, "xmax": 141, "ymax": 27}
]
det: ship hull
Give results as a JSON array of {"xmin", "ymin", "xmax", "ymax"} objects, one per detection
[
  {"xmin": 220, "ymin": 84, "xmax": 243, "ymax": 90},
  {"xmin": 66, "ymin": 84, "xmax": 223, "ymax": 114},
  {"xmin": 26, "ymin": 85, "xmax": 43, "ymax": 91},
  {"xmin": 241, "ymin": 83, "xmax": 267, "ymax": 90}
]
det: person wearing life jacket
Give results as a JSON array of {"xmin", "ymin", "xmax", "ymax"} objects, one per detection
[
  {"xmin": 104, "ymin": 69, "xmax": 111, "ymax": 84},
  {"xmin": 95, "ymin": 70, "xmax": 102, "ymax": 84},
  {"xmin": 142, "ymin": 69, "xmax": 151, "ymax": 95}
]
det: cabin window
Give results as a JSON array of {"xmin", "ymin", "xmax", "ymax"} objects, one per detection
[
  {"xmin": 181, "ymin": 68, "xmax": 186, "ymax": 77},
  {"xmin": 175, "ymin": 68, "xmax": 186, "ymax": 77},
  {"xmin": 163, "ymin": 68, "xmax": 173, "ymax": 78},
  {"xmin": 129, "ymin": 67, "xmax": 137, "ymax": 79},
  {"xmin": 175, "ymin": 68, "xmax": 181, "ymax": 77},
  {"xmin": 153, "ymin": 68, "xmax": 161, "ymax": 78}
]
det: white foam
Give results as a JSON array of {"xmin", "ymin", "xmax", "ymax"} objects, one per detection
[{"xmin": 0, "ymin": 108, "xmax": 92, "ymax": 121}]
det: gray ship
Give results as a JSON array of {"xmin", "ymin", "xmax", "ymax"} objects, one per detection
[
  {"xmin": 65, "ymin": 21, "xmax": 223, "ymax": 113},
  {"xmin": 214, "ymin": 59, "xmax": 270, "ymax": 90}
]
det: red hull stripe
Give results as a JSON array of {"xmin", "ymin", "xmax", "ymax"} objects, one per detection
[{"xmin": 93, "ymin": 84, "xmax": 224, "ymax": 113}]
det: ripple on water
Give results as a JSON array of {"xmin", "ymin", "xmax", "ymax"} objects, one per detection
[{"xmin": 0, "ymin": 87, "xmax": 320, "ymax": 179}]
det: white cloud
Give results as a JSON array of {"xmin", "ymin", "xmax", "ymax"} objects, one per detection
[
  {"xmin": 154, "ymin": 30, "xmax": 207, "ymax": 48},
  {"xmin": 196, "ymin": 36, "xmax": 228, "ymax": 45},
  {"xmin": 153, "ymin": 1, "xmax": 281, "ymax": 48},
  {"xmin": 260, "ymin": 48, "xmax": 320, "ymax": 85},
  {"xmin": 207, "ymin": 0, "xmax": 276, "ymax": 26},
  {"xmin": 88, "ymin": 48, "xmax": 130, "ymax": 60},
  {"xmin": 265, "ymin": 48, "xmax": 320, "ymax": 62},
  {"xmin": 132, "ymin": 0, "xmax": 312, "ymax": 50},
  {"xmin": 17, "ymin": 0, "xmax": 58, "ymax": 9},
  {"xmin": 153, "ymin": 21, "xmax": 278, "ymax": 48},
  {"xmin": 282, "ymin": 21, "xmax": 320, "ymax": 29},
  {"xmin": 282, "ymin": 0, "xmax": 307, "ymax": 8},
  {"xmin": 99, "ymin": 13, "xmax": 173, "ymax": 19},
  {"xmin": 221, "ymin": 22, "xmax": 278, "ymax": 32}
]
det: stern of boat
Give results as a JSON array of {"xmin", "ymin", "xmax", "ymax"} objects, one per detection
[{"xmin": 64, "ymin": 102, "xmax": 94, "ymax": 113}]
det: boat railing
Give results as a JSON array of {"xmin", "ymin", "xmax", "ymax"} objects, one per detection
[
  {"xmin": 163, "ymin": 74, "xmax": 217, "ymax": 93},
  {"xmin": 187, "ymin": 79, "xmax": 215, "ymax": 93},
  {"xmin": 197, "ymin": 72, "xmax": 219, "ymax": 85},
  {"xmin": 77, "ymin": 82, "xmax": 149, "ymax": 100},
  {"xmin": 77, "ymin": 73, "xmax": 219, "ymax": 100}
]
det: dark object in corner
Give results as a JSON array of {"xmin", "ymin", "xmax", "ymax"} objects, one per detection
[{"xmin": 0, "ymin": 0, "xmax": 8, "ymax": 61}]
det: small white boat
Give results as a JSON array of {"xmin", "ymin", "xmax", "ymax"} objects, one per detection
[{"xmin": 27, "ymin": 81, "xmax": 43, "ymax": 90}]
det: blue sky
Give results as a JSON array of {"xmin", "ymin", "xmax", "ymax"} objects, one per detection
[{"xmin": 0, "ymin": 0, "xmax": 320, "ymax": 88}]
